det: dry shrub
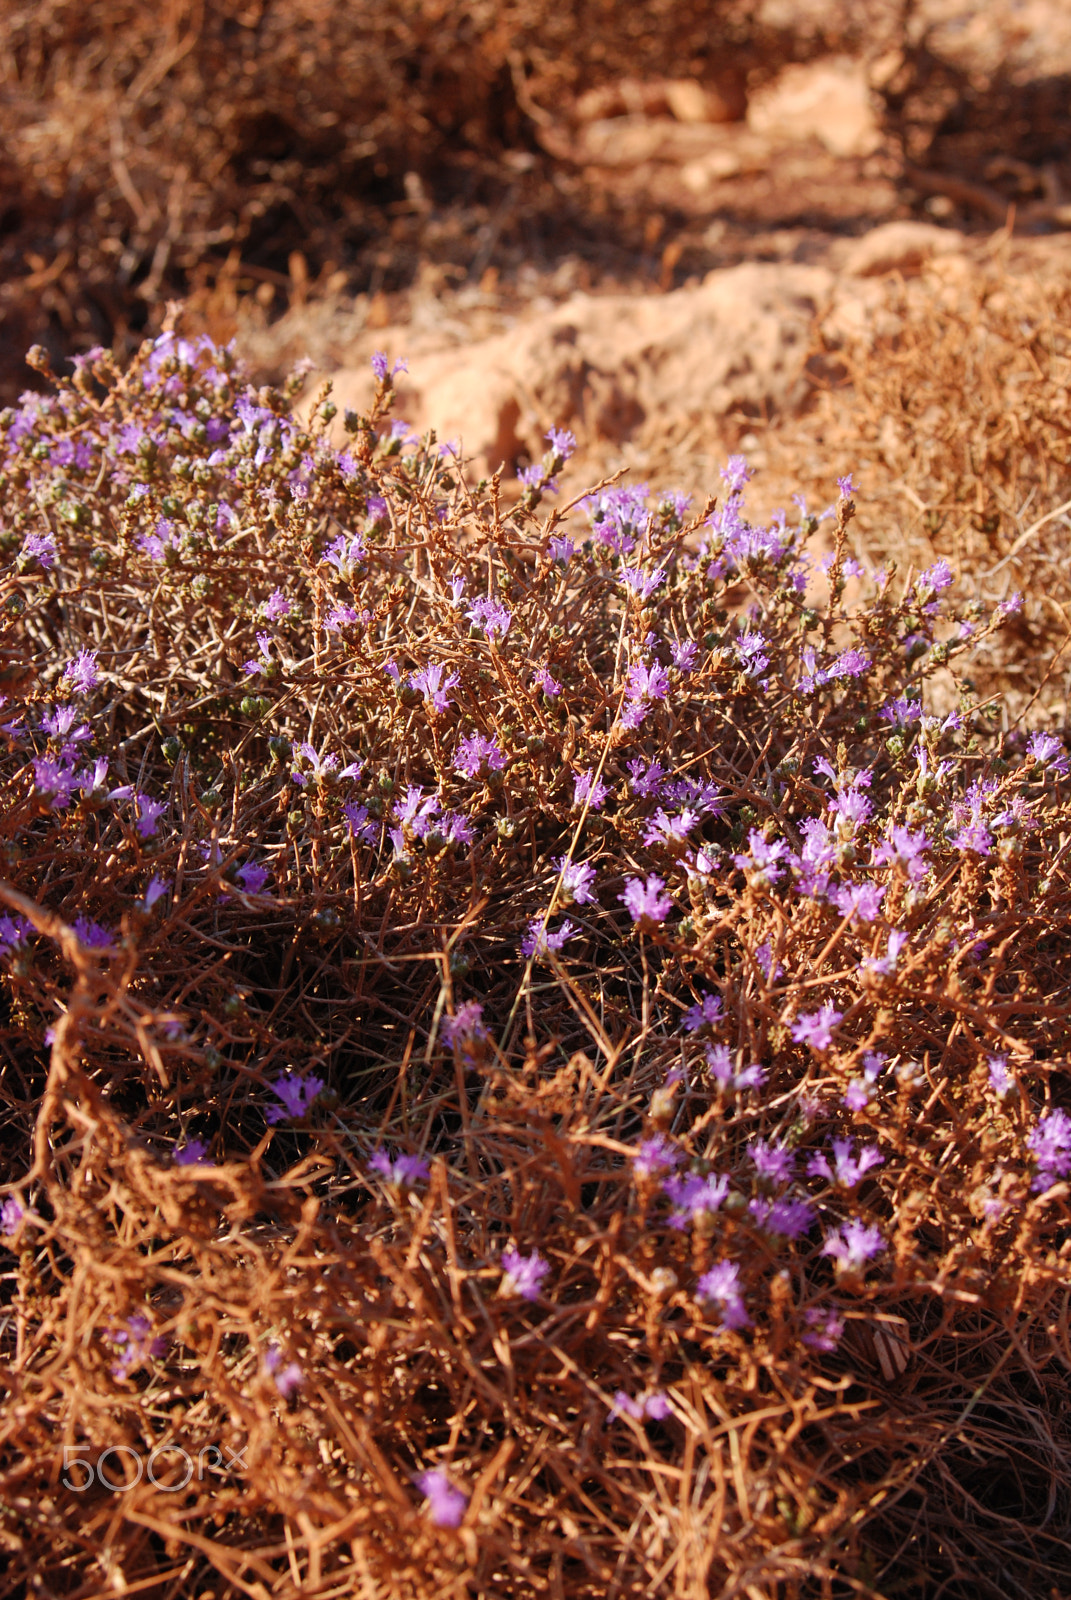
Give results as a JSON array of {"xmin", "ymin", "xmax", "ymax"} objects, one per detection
[
  {"xmin": 761, "ymin": 246, "xmax": 1071, "ymax": 728},
  {"xmin": 0, "ymin": 0, "xmax": 912, "ymax": 403},
  {"xmin": 0, "ymin": 325, "xmax": 1070, "ymax": 1598}
]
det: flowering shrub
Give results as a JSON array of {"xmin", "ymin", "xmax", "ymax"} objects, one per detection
[{"xmin": 0, "ymin": 327, "xmax": 1070, "ymax": 1597}]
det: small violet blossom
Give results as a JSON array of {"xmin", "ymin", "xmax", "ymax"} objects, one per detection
[
  {"xmin": 62, "ymin": 649, "xmax": 100, "ymax": 695},
  {"xmin": 110, "ymin": 1314, "xmax": 167, "ymax": 1380},
  {"xmin": 369, "ymin": 1149, "xmax": 430, "ymax": 1187},
  {"xmin": 416, "ymin": 1469, "xmax": 468, "ymax": 1529},
  {"xmin": 410, "ymin": 663, "xmax": 460, "ymax": 714},
  {"xmin": 696, "ymin": 1260, "xmax": 750, "ymax": 1330},
  {"xmin": 501, "ymin": 1248, "xmax": 550, "ymax": 1301},
  {"xmin": 1027, "ymin": 731, "xmax": 1069, "ymax": 774},
  {"xmin": 440, "ymin": 1001, "xmax": 486, "ymax": 1051},
  {"xmin": 682, "ymin": 992, "xmax": 723, "ymax": 1033},
  {"xmin": 572, "ymin": 768, "xmax": 609, "ymax": 811},
  {"xmin": 520, "ymin": 917, "xmax": 577, "ymax": 961},
  {"xmin": 808, "ymin": 1138, "xmax": 884, "ymax": 1188},
  {"xmin": 822, "ymin": 1220, "xmax": 884, "ymax": 1276},
  {"xmin": 556, "ymin": 856, "xmax": 597, "ymax": 905},
  {"xmin": 265, "ymin": 1071, "xmax": 325, "ymax": 1124},
  {"xmin": 174, "ymin": 1138, "xmax": 209, "ymax": 1166},
  {"xmin": 1028, "ymin": 1108, "xmax": 1071, "ymax": 1191},
  {"xmin": 620, "ymin": 874, "xmax": 672, "ymax": 927},
  {"xmin": 610, "ymin": 1390, "xmax": 671, "ymax": 1422},
  {"xmin": 789, "ymin": 1004, "xmax": 843, "ymax": 1053},
  {"xmin": 802, "ymin": 1307, "xmax": 845, "ymax": 1351},
  {"xmin": 633, "ymin": 1135, "xmax": 681, "ymax": 1178},
  {"xmin": 264, "ymin": 1345, "xmax": 304, "ymax": 1398}
]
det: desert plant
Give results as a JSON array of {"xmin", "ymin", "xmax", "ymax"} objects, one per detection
[{"xmin": 0, "ymin": 326, "xmax": 1069, "ymax": 1597}]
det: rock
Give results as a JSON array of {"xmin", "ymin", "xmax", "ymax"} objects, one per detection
[
  {"xmin": 326, "ymin": 263, "xmax": 837, "ymax": 474},
  {"xmin": 574, "ymin": 116, "xmax": 755, "ymax": 168},
  {"xmin": 574, "ymin": 74, "xmax": 745, "ymax": 126},
  {"xmin": 746, "ymin": 58, "xmax": 882, "ymax": 159},
  {"xmin": 840, "ymin": 221, "xmax": 965, "ymax": 277}
]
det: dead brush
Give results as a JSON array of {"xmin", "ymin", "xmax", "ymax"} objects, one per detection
[{"xmin": 0, "ymin": 325, "xmax": 1070, "ymax": 1599}]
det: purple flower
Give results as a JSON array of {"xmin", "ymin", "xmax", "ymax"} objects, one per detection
[
  {"xmin": 532, "ymin": 665, "xmax": 562, "ymax": 697},
  {"xmin": 663, "ymin": 1171, "xmax": 729, "ymax": 1230},
  {"xmin": 174, "ymin": 1138, "xmax": 209, "ymax": 1166},
  {"xmin": 21, "ymin": 531, "xmax": 57, "ymax": 569},
  {"xmin": 836, "ymin": 473, "xmax": 855, "ymax": 497},
  {"xmin": 696, "ymin": 1260, "xmax": 750, "ymax": 1330},
  {"xmin": 264, "ymin": 1345, "xmax": 304, "ymax": 1398},
  {"xmin": 61, "ymin": 649, "xmax": 100, "ymax": 695},
  {"xmin": 720, "ymin": 455, "xmax": 754, "ymax": 494},
  {"xmin": 135, "ymin": 794, "xmax": 168, "ymax": 840},
  {"xmin": 872, "ymin": 826, "xmax": 929, "ymax": 880},
  {"xmin": 342, "ymin": 802, "xmax": 377, "ymax": 844},
  {"xmin": 1027, "ymin": 731, "xmax": 1069, "ymax": 774},
  {"xmin": 324, "ymin": 532, "xmax": 366, "ymax": 574},
  {"xmin": 520, "ymin": 917, "xmax": 577, "ymax": 960},
  {"xmin": 72, "ymin": 917, "xmax": 114, "ymax": 950},
  {"xmin": 620, "ymin": 874, "xmax": 672, "ymax": 927},
  {"xmin": 682, "ymin": 993, "xmax": 723, "ymax": 1033},
  {"xmin": 265, "ymin": 1072, "xmax": 325, "ymax": 1124},
  {"xmin": 828, "ymin": 647, "xmax": 869, "ymax": 680},
  {"xmin": 556, "ymin": 856, "xmax": 597, "ymax": 906},
  {"xmin": 755, "ymin": 941, "xmax": 783, "ymax": 982},
  {"xmin": 1, "ymin": 1196, "xmax": 26, "ymax": 1237},
  {"xmin": 110, "ymin": 1314, "xmax": 167, "ymax": 1379},
  {"xmin": 41, "ymin": 704, "xmax": 92, "ymax": 754},
  {"xmin": 394, "ymin": 784, "xmax": 441, "ymax": 836},
  {"xmin": 371, "ymin": 350, "xmax": 407, "ymax": 382},
  {"xmin": 236, "ymin": 861, "xmax": 271, "ymax": 895},
  {"xmin": 454, "ymin": 732, "xmax": 506, "ymax": 780},
  {"xmin": 951, "ymin": 820, "xmax": 993, "ymax": 856},
  {"xmin": 0, "ymin": 916, "xmax": 30, "ymax": 968},
  {"xmin": 1028, "ymin": 1108, "xmax": 1071, "ymax": 1191},
  {"xmin": 467, "ymin": 596, "xmax": 512, "ymax": 637},
  {"xmin": 324, "ymin": 601, "xmax": 361, "ymax": 633},
  {"xmin": 620, "ymin": 565, "xmax": 666, "ymax": 601},
  {"xmin": 440, "ymin": 1001, "xmax": 486, "ymax": 1050},
  {"xmin": 748, "ymin": 1138, "xmax": 795, "ymax": 1184},
  {"xmin": 628, "ymin": 758, "xmax": 668, "ymax": 798},
  {"xmin": 988, "ymin": 1054, "xmax": 1015, "ymax": 1099},
  {"xmin": 625, "ymin": 660, "xmax": 671, "ymax": 704},
  {"xmin": 547, "ymin": 535, "xmax": 574, "ymax": 564},
  {"xmin": 670, "ymin": 638, "xmax": 698, "ymax": 673},
  {"xmin": 610, "ymin": 1390, "xmax": 671, "ymax": 1422},
  {"xmin": 416, "ymin": 1469, "xmax": 467, "ymax": 1529},
  {"xmin": 264, "ymin": 588, "xmax": 291, "ymax": 620},
  {"xmin": 917, "ymin": 559, "xmax": 953, "ymax": 594},
  {"xmin": 808, "ymin": 1138, "xmax": 883, "ymax": 1188},
  {"xmin": 501, "ymin": 1248, "xmax": 550, "ymax": 1301},
  {"xmin": 802, "ymin": 1307, "xmax": 845, "ymax": 1351},
  {"xmin": 633, "ymin": 1135, "xmax": 681, "ymax": 1178},
  {"xmin": 829, "ymin": 880, "xmax": 886, "ymax": 925},
  {"xmin": 33, "ymin": 757, "xmax": 79, "ymax": 810},
  {"xmin": 733, "ymin": 828, "xmax": 788, "ymax": 887},
  {"xmin": 643, "ymin": 807, "xmax": 698, "ymax": 851},
  {"xmin": 705, "ymin": 1044, "xmax": 765, "ymax": 1092},
  {"xmin": 572, "ymin": 769, "xmax": 609, "ymax": 811},
  {"xmin": 822, "ymin": 1220, "xmax": 884, "ymax": 1275},
  {"xmin": 369, "ymin": 1149, "xmax": 430, "ymax": 1187},
  {"xmin": 790, "ymin": 1005, "xmax": 843, "ymax": 1053},
  {"xmin": 881, "ymin": 696, "xmax": 923, "ymax": 728},
  {"xmin": 410, "ymin": 663, "xmax": 460, "ymax": 714},
  {"xmin": 748, "ymin": 1196, "xmax": 815, "ymax": 1238},
  {"xmin": 545, "ymin": 426, "xmax": 576, "ymax": 460},
  {"xmin": 139, "ymin": 876, "xmax": 169, "ymax": 913}
]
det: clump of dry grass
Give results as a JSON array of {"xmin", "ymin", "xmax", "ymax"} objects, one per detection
[{"xmin": 0, "ymin": 323, "xmax": 1070, "ymax": 1599}]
